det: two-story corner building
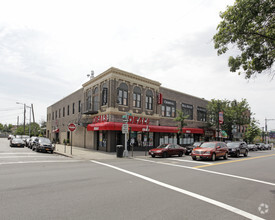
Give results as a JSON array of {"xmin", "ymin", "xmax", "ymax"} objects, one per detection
[{"xmin": 46, "ymin": 67, "xmax": 213, "ymax": 152}]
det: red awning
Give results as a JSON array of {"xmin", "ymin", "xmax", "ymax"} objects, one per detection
[{"xmin": 87, "ymin": 122, "xmax": 204, "ymax": 134}]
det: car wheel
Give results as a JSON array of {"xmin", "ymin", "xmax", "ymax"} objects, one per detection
[
  {"xmin": 192, "ymin": 156, "xmax": 197, "ymax": 160},
  {"xmin": 50, "ymin": 150, "xmax": 53, "ymax": 154},
  {"xmin": 236, "ymin": 151, "xmax": 240, "ymax": 158},
  {"xmin": 185, "ymin": 152, "xmax": 189, "ymax": 155},
  {"xmin": 178, "ymin": 152, "xmax": 183, "ymax": 157},
  {"xmin": 224, "ymin": 152, "xmax": 228, "ymax": 160},
  {"xmin": 244, "ymin": 150, "xmax": 248, "ymax": 157},
  {"xmin": 35, "ymin": 148, "xmax": 39, "ymax": 152},
  {"xmin": 151, "ymin": 155, "xmax": 155, "ymax": 158},
  {"xmin": 211, "ymin": 153, "xmax": 216, "ymax": 161},
  {"xmin": 163, "ymin": 152, "xmax": 168, "ymax": 158}
]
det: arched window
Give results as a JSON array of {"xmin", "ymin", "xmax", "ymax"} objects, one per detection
[
  {"xmin": 117, "ymin": 83, "xmax": 128, "ymax": 106},
  {"xmin": 86, "ymin": 89, "xmax": 92, "ymax": 111},
  {"xmin": 133, "ymin": 86, "xmax": 141, "ymax": 108},
  {"xmin": 93, "ymin": 87, "xmax": 99, "ymax": 111},
  {"xmin": 146, "ymin": 90, "xmax": 153, "ymax": 110},
  {"xmin": 102, "ymin": 83, "xmax": 108, "ymax": 106}
]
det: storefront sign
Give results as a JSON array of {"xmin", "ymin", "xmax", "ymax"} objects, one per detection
[
  {"xmin": 128, "ymin": 116, "xmax": 150, "ymax": 125},
  {"xmin": 163, "ymin": 99, "xmax": 176, "ymax": 106},
  {"xmin": 93, "ymin": 115, "xmax": 109, "ymax": 123},
  {"xmin": 157, "ymin": 93, "xmax": 163, "ymax": 104},
  {"xmin": 219, "ymin": 112, "xmax": 224, "ymax": 124},
  {"xmin": 182, "ymin": 103, "xmax": 193, "ymax": 109}
]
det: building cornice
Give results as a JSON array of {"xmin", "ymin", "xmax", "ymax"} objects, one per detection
[{"xmin": 82, "ymin": 67, "xmax": 161, "ymax": 89}]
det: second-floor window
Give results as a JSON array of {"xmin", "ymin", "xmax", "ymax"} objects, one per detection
[
  {"xmin": 161, "ymin": 99, "xmax": 176, "ymax": 117},
  {"xmin": 67, "ymin": 105, "xmax": 70, "ymax": 116},
  {"xmin": 86, "ymin": 89, "xmax": 92, "ymax": 111},
  {"xmin": 63, "ymin": 107, "xmax": 65, "ymax": 117},
  {"xmin": 102, "ymin": 83, "xmax": 108, "ymax": 106},
  {"xmin": 182, "ymin": 103, "xmax": 193, "ymax": 120},
  {"xmin": 93, "ymin": 87, "xmax": 99, "ymax": 111},
  {"xmin": 72, "ymin": 103, "xmax": 75, "ymax": 114},
  {"xmin": 133, "ymin": 86, "xmax": 141, "ymax": 108},
  {"xmin": 117, "ymin": 83, "xmax": 128, "ymax": 106},
  {"xmin": 197, "ymin": 107, "xmax": 206, "ymax": 121},
  {"xmin": 145, "ymin": 90, "xmax": 153, "ymax": 110}
]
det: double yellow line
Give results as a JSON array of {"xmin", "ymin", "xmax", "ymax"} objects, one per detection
[{"xmin": 194, "ymin": 154, "xmax": 275, "ymax": 169}]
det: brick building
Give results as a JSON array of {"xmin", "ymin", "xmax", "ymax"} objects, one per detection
[{"xmin": 46, "ymin": 67, "xmax": 213, "ymax": 152}]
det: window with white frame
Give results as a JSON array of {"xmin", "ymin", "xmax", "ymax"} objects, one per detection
[{"xmin": 133, "ymin": 86, "xmax": 141, "ymax": 108}]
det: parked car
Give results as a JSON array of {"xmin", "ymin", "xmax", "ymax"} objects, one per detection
[
  {"xmin": 7, "ymin": 134, "xmax": 15, "ymax": 140},
  {"xmin": 28, "ymin": 136, "xmax": 38, "ymax": 149},
  {"xmin": 264, "ymin": 144, "xmax": 271, "ymax": 150},
  {"xmin": 149, "ymin": 144, "xmax": 186, "ymax": 158},
  {"xmin": 185, "ymin": 142, "xmax": 203, "ymax": 155},
  {"xmin": 247, "ymin": 144, "xmax": 257, "ymax": 151},
  {"xmin": 32, "ymin": 137, "xmax": 54, "ymax": 153},
  {"xmin": 191, "ymin": 141, "xmax": 229, "ymax": 161},
  {"xmin": 255, "ymin": 143, "xmax": 265, "ymax": 150},
  {"xmin": 227, "ymin": 142, "xmax": 248, "ymax": 157},
  {"xmin": 10, "ymin": 138, "xmax": 25, "ymax": 148}
]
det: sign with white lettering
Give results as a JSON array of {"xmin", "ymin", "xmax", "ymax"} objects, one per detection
[{"xmin": 122, "ymin": 124, "xmax": 129, "ymax": 134}]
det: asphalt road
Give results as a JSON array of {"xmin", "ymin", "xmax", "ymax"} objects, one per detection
[{"xmin": 0, "ymin": 138, "xmax": 274, "ymax": 220}]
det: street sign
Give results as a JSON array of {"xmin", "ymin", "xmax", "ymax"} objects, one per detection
[
  {"xmin": 68, "ymin": 123, "xmax": 76, "ymax": 132},
  {"xmin": 122, "ymin": 124, "xmax": 128, "ymax": 134}
]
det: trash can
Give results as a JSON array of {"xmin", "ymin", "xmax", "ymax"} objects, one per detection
[{"xmin": 116, "ymin": 145, "xmax": 124, "ymax": 158}]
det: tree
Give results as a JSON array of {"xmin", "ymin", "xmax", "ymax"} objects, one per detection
[
  {"xmin": 174, "ymin": 109, "xmax": 188, "ymax": 144},
  {"xmin": 207, "ymin": 99, "xmax": 251, "ymax": 140},
  {"xmin": 213, "ymin": 0, "xmax": 275, "ymax": 79},
  {"xmin": 244, "ymin": 118, "xmax": 261, "ymax": 143},
  {"xmin": 0, "ymin": 123, "xmax": 3, "ymax": 132}
]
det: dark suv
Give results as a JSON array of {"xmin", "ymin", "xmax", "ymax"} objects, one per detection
[
  {"xmin": 227, "ymin": 142, "xmax": 248, "ymax": 157},
  {"xmin": 32, "ymin": 137, "xmax": 54, "ymax": 153}
]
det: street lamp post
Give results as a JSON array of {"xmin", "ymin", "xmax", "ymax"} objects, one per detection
[{"xmin": 265, "ymin": 118, "xmax": 275, "ymax": 144}]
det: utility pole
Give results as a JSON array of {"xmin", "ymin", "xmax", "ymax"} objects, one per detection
[
  {"xmin": 23, "ymin": 104, "xmax": 26, "ymax": 135},
  {"xmin": 31, "ymin": 104, "xmax": 35, "ymax": 123}
]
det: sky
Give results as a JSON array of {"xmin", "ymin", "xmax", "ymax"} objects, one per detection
[{"xmin": 0, "ymin": 0, "xmax": 274, "ymax": 131}]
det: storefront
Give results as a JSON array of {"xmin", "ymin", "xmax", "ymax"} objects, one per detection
[{"xmin": 87, "ymin": 120, "xmax": 204, "ymax": 151}]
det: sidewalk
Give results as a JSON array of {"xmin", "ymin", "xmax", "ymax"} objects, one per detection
[{"xmin": 54, "ymin": 144, "xmax": 149, "ymax": 160}]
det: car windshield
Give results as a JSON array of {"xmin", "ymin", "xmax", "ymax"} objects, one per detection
[
  {"xmin": 193, "ymin": 142, "xmax": 201, "ymax": 146},
  {"xmin": 200, "ymin": 142, "xmax": 216, "ymax": 148},
  {"xmin": 227, "ymin": 143, "xmax": 240, "ymax": 148},
  {"xmin": 13, "ymin": 138, "xmax": 23, "ymax": 142},
  {"xmin": 40, "ymin": 138, "xmax": 51, "ymax": 144},
  {"xmin": 157, "ymin": 144, "xmax": 168, "ymax": 149}
]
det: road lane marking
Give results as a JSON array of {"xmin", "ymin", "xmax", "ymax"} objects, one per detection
[
  {"xmin": 135, "ymin": 158, "xmax": 275, "ymax": 186},
  {"xmin": 0, "ymin": 160, "xmax": 80, "ymax": 165},
  {"xmin": 90, "ymin": 160, "xmax": 265, "ymax": 220},
  {"xmin": 194, "ymin": 154, "xmax": 275, "ymax": 169},
  {"xmin": 167, "ymin": 158, "xmax": 212, "ymax": 164}
]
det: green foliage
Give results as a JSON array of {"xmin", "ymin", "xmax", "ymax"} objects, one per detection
[
  {"xmin": 15, "ymin": 122, "xmax": 41, "ymax": 136},
  {"xmin": 244, "ymin": 118, "xmax": 261, "ymax": 143},
  {"xmin": 0, "ymin": 124, "xmax": 13, "ymax": 133},
  {"xmin": 207, "ymin": 99, "xmax": 251, "ymax": 139},
  {"xmin": 213, "ymin": 0, "xmax": 275, "ymax": 79},
  {"xmin": 174, "ymin": 109, "xmax": 188, "ymax": 138}
]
